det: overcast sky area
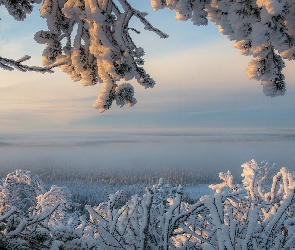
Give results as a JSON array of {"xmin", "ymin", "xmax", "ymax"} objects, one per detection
[{"xmin": 1, "ymin": 1, "xmax": 295, "ymax": 180}]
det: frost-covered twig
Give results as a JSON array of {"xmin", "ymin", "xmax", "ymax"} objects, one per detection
[
  {"xmin": 1, "ymin": 160, "xmax": 295, "ymax": 249},
  {"xmin": 151, "ymin": 0, "xmax": 294, "ymax": 97},
  {"xmin": 0, "ymin": 55, "xmax": 65, "ymax": 73},
  {"xmin": 119, "ymin": 0, "xmax": 169, "ymax": 39}
]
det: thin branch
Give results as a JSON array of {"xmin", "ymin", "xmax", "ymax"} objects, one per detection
[
  {"xmin": 0, "ymin": 56, "xmax": 67, "ymax": 73},
  {"xmin": 118, "ymin": 0, "xmax": 169, "ymax": 39}
]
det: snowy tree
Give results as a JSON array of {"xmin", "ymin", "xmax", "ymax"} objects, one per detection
[{"xmin": 1, "ymin": 0, "xmax": 295, "ymax": 111}]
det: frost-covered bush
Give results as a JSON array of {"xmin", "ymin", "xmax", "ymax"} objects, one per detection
[
  {"xmin": 0, "ymin": 170, "xmax": 98, "ymax": 249},
  {"xmin": 85, "ymin": 160, "xmax": 295, "ymax": 249},
  {"xmin": 86, "ymin": 178, "xmax": 188, "ymax": 249},
  {"xmin": 1, "ymin": 160, "xmax": 295, "ymax": 249}
]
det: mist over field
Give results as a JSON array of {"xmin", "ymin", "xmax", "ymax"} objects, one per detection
[{"xmin": 1, "ymin": 129, "xmax": 295, "ymax": 185}]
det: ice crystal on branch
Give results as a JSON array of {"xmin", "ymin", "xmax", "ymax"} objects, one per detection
[
  {"xmin": 1, "ymin": 0, "xmax": 295, "ymax": 111},
  {"xmin": 1, "ymin": 160, "xmax": 295, "ymax": 248},
  {"xmin": 152, "ymin": 0, "xmax": 295, "ymax": 97},
  {"xmin": 1, "ymin": 0, "xmax": 167, "ymax": 112},
  {"xmin": 34, "ymin": 0, "xmax": 167, "ymax": 112}
]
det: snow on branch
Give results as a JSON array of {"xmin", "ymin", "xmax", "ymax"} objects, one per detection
[
  {"xmin": 151, "ymin": 0, "xmax": 295, "ymax": 97},
  {"xmin": 1, "ymin": 160, "xmax": 295, "ymax": 248},
  {"xmin": 0, "ymin": 56, "xmax": 65, "ymax": 73},
  {"xmin": 119, "ymin": 0, "xmax": 169, "ymax": 39},
  {"xmin": 34, "ymin": 0, "xmax": 168, "ymax": 112},
  {"xmin": 0, "ymin": 170, "xmax": 97, "ymax": 249},
  {"xmin": 2, "ymin": 0, "xmax": 294, "ymax": 110},
  {"xmin": 1, "ymin": 0, "xmax": 168, "ymax": 112}
]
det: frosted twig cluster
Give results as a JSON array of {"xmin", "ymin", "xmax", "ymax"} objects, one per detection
[
  {"xmin": 1, "ymin": 160, "xmax": 295, "ymax": 249},
  {"xmin": 1, "ymin": 0, "xmax": 168, "ymax": 112},
  {"xmin": 1, "ymin": 0, "xmax": 295, "ymax": 110},
  {"xmin": 0, "ymin": 56, "xmax": 63, "ymax": 73},
  {"xmin": 151, "ymin": 0, "xmax": 295, "ymax": 97},
  {"xmin": 0, "ymin": 170, "xmax": 97, "ymax": 249},
  {"xmin": 34, "ymin": 0, "xmax": 169, "ymax": 112}
]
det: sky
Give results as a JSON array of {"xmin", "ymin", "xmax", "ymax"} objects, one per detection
[{"xmin": 1, "ymin": 1, "xmax": 295, "ymax": 179}]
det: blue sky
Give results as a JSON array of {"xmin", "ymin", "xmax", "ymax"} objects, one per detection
[{"xmin": 1, "ymin": 1, "xmax": 295, "ymax": 177}]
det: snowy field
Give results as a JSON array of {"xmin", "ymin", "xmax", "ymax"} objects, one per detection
[{"xmin": 1, "ymin": 129, "xmax": 294, "ymax": 207}]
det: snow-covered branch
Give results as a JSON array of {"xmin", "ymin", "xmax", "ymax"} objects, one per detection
[
  {"xmin": 0, "ymin": 56, "xmax": 64, "ymax": 73},
  {"xmin": 151, "ymin": 0, "xmax": 295, "ymax": 97},
  {"xmin": 2, "ymin": 0, "xmax": 295, "ymax": 110},
  {"xmin": 34, "ymin": 0, "xmax": 168, "ymax": 112}
]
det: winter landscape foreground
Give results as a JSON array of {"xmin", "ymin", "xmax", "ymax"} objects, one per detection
[{"xmin": 1, "ymin": 159, "xmax": 295, "ymax": 249}]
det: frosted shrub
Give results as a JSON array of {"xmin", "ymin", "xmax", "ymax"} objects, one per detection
[
  {"xmin": 0, "ymin": 170, "xmax": 98, "ymax": 249},
  {"xmin": 87, "ymin": 160, "xmax": 295, "ymax": 249},
  {"xmin": 86, "ymin": 178, "xmax": 188, "ymax": 249},
  {"xmin": 0, "ymin": 170, "xmax": 45, "ymax": 213},
  {"xmin": 1, "ymin": 160, "xmax": 295, "ymax": 249}
]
